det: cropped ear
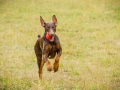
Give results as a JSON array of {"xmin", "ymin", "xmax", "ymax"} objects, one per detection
[
  {"xmin": 52, "ymin": 15, "xmax": 57, "ymax": 26},
  {"xmin": 40, "ymin": 16, "xmax": 45, "ymax": 27}
]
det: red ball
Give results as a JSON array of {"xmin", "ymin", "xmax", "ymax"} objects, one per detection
[{"xmin": 46, "ymin": 34, "xmax": 51, "ymax": 40}]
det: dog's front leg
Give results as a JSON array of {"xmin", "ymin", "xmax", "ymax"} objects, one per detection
[
  {"xmin": 54, "ymin": 47, "xmax": 62, "ymax": 72},
  {"xmin": 43, "ymin": 53, "xmax": 53, "ymax": 71}
]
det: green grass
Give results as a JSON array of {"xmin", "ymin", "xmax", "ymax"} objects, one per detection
[{"xmin": 0, "ymin": 0, "xmax": 120, "ymax": 90}]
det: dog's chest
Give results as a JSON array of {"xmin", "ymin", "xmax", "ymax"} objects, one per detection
[{"xmin": 48, "ymin": 44, "xmax": 58, "ymax": 59}]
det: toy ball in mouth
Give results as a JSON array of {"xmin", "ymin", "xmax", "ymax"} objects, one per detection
[{"xmin": 46, "ymin": 34, "xmax": 51, "ymax": 40}]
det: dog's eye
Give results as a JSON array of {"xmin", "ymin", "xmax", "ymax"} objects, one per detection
[
  {"xmin": 52, "ymin": 26, "xmax": 55, "ymax": 29},
  {"xmin": 47, "ymin": 26, "xmax": 50, "ymax": 29}
]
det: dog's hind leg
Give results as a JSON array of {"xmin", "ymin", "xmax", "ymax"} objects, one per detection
[
  {"xmin": 34, "ymin": 39, "xmax": 43, "ymax": 79},
  {"xmin": 39, "ymin": 59, "xmax": 45, "ymax": 79}
]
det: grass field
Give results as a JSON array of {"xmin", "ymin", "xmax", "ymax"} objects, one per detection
[{"xmin": 0, "ymin": 0, "xmax": 120, "ymax": 90}]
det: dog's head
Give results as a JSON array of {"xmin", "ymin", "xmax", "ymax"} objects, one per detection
[{"xmin": 40, "ymin": 15, "xmax": 57, "ymax": 42}]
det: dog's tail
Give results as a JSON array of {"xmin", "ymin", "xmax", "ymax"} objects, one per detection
[{"xmin": 38, "ymin": 35, "xmax": 41, "ymax": 38}]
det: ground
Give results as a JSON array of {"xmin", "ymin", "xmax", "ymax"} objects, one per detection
[{"xmin": 0, "ymin": 0, "xmax": 120, "ymax": 90}]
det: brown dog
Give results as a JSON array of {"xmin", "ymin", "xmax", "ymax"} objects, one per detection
[{"xmin": 34, "ymin": 15, "xmax": 62, "ymax": 79}]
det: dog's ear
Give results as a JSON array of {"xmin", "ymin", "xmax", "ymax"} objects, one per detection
[
  {"xmin": 40, "ymin": 16, "xmax": 45, "ymax": 27},
  {"xmin": 52, "ymin": 15, "xmax": 57, "ymax": 26}
]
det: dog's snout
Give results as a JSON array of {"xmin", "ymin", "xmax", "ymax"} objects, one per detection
[
  {"xmin": 49, "ymin": 29, "xmax": 55, "ymax": 36},
  {"xmin": 50, "ymin": 34, "xmax": 54, "ymax": 37}
]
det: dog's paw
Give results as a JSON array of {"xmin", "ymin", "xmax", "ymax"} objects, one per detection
[
  {"xmin": 47, "ymin": 65, "xmax": 52, "ymax": 71},
  {"xmin": 54, "ymin": 68, "xmax": 58, "ymax": 72}
]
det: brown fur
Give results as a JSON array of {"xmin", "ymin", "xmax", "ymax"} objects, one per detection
[{"xmin": 34, "ymin": 15, "xmax": 62, "ymax": 79}]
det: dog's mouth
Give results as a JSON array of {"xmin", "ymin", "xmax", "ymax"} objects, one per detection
[
  {"xmin": 49, "ymin": 35, "xmax": 54, "ymax": 42},
  {"xmin": 46, "ymin": 34, "xmax": 55, "ymax": 42}
]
